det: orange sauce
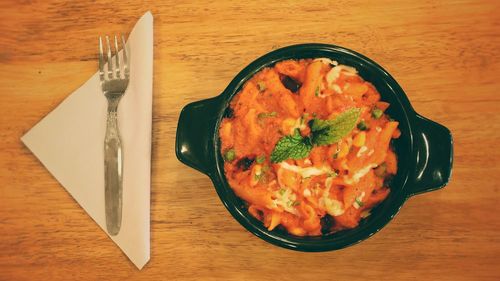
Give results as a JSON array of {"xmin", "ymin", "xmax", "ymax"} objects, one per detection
[{"xmin": 219, "ymin": 58, "xmax": 400, "ymax": 236}]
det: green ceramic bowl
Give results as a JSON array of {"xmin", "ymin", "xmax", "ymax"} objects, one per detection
[{"xmin": 175, "ymin": 43, "xmax": 453, "ymax": 251}]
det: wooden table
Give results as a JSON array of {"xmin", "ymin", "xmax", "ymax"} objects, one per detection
[{"xmin": 1, "ymin": 1, "xmax": 499, "ymax": 280}]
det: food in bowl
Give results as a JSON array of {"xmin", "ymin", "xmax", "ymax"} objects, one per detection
[{"xmin": 219, "ymin": 58, "xmax": 401, "ymax": 236}]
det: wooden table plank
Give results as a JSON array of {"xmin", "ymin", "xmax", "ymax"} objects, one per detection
[{"xmin": 1, "ymin": 0, "xmax": 499, "ymax": 280}]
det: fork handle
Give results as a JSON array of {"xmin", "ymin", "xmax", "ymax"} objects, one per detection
[{"xmin": 104, "ymin": 99, "xmax": 123, "ymax": 236}]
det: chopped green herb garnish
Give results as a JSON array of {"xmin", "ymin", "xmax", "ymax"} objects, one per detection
[
  {"xmin": 357, "ymin": 120, "xmax": 368, "ymax": 131},
  {"xmin": 315, "ymin": 86, "xmax": 320, "ymax": 97},
  {"xmin": 333, "ymin": 152, "xmax": 339, "ymax": 159},
  {"xmin": 256, "ymin": 155, "xmax": 266, "ymax": 164},
  {"xmin": 372, "ymin": 108, "xmax": 383, "ymax": 119},
  {"xmin": 262, "ymin": 165, "xmax": 270, "ymax": 172},
  {"xmin": 292, "ymin": 201, "xmax": 301, "ymax": 207},
  {"xmin": 257, "ymin": 81, "xmax": 266, "ymax": 92},
  {"xmin": 254, "ymin": 173, "xmax": 263, "ymax": 181},
  {"xmin": 279, "ymin": 188, "xmax": 286, "ymax": 196},
  {"xmin": 355, "ymin": 198, "xmax": 364, "ymax": 207},
  {"xmin": 223, "ymin": 148, "xmax": 235, "ymax": 162},
  {"xmin": 327, "ymin": 171, "xmax": 338, "ymax": 178},
  {"xmin": 257, "ymin": 111, "xmax": 277, "ymax": 119}
]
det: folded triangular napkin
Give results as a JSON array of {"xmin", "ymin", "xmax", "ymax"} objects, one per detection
[{"xmin": 21, "ymin": 11, "xmax": 153, "ymax": 269}]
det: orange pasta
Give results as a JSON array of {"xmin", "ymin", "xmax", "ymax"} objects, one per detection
[{"xmin": 219, "ymin": 58, "xmax": 399, "ymax": 236}]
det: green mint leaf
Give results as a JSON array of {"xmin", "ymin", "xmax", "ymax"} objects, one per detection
[
  {"xmin": 292, "ymin": 128, "xmax": 302, "ymax": 138},
  {"xmin": 270, "ymin": 130, "xmax": 312, "ymax": 163},
  {"xmin": 310, "ymin": 108, "xmax": 361, "ymax": 146}
]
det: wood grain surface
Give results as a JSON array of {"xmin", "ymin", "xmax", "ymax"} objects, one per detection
[{"xmin": 1, "ymin": 0, "xmax": 499, "ymax": 280}]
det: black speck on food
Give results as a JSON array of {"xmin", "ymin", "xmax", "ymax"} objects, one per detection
[
  {"xmin": 320, "ymin": 215, "xmax": 334, "ymax": 235},
  {"xmin": 275, "ymin": 225, "xmax": 287, "ymax": 233},
  {"xmin": 223, "ymin": 107, "xmax": 234, "ymax": 118},
  {"xmin": 236, "ymin": 157, "xmax": 255, "ymax": 171},
  {"xmin": 281, "ymin": 75, "xmax": 301, "ymax": 93},
  {"xmin": 383, "ymin": 175, "xmax": 394, "ymax": 187},
  {"xmin": 308, "ymin": 119, "xmax": 314, "ymax": 128}
]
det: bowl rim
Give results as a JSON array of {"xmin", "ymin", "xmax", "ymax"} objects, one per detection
[{"xmin": 213, "ymin": 43, "xmax": 414, "ymax": 251}]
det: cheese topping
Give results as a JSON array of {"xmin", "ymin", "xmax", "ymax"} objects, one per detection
[
  {"xmin": 326, "ymin": 66, "xmax": 342, "ymax": 85},
  {"xmin": 314, "ymin": 58, "xmax": 338, "ymax": 65},
  {"xmin": 303, "ymin": 188, "xmax": 312, "ymax": 197},
  {"xmin": 356, "ymin": 146, "xmax": 368, "ymax": 157},
  {"xmin": 280, "ymin": 162, "xmax": 333, "ymax": 178},
  {"xmin": 320, "ymin": 187, "xmax": 345, "ymax": 216},
  {"xmin": 332, "ymin": 84, "xmax": 343, "ymax": 94},
  {"xmin": 272, "ymin": 188, "xmax": 298, "ymax": 215},
  {"xmin": 344, "ymin": 164, "xmax": 377, "ymax": 184},
  {"xmin": 353, "ymin": 191, "xmax": 366, "ymax": 209},
  {"xmin": 325, "ymin": 176, "xmax": 333, "ymax": 189},
  {"xmin": 326, "ymin": 65, "xmax": 358, "ymax": 86}
]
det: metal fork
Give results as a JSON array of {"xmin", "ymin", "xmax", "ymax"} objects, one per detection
[{"xmin": 98, "ymin": 35, "xmax": 129, "ymax": 236}]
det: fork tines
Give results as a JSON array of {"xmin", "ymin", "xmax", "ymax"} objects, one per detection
[{"xmin": 98, "ymin": 35, "xmax": 129, "ymax": 81}]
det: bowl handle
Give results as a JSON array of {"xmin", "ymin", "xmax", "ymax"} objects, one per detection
[
  {"xmin": 175, "ymin": 96, "xmax": 222, "ymax": 175},
  {"xmin": 408, "ymin": 114, "xmax": 453, "ymax": 197}
]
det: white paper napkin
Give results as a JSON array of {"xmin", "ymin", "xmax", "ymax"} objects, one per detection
[{"xmin": 21, "ymin": 11, "xmax": 153, "ymax": 269}]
